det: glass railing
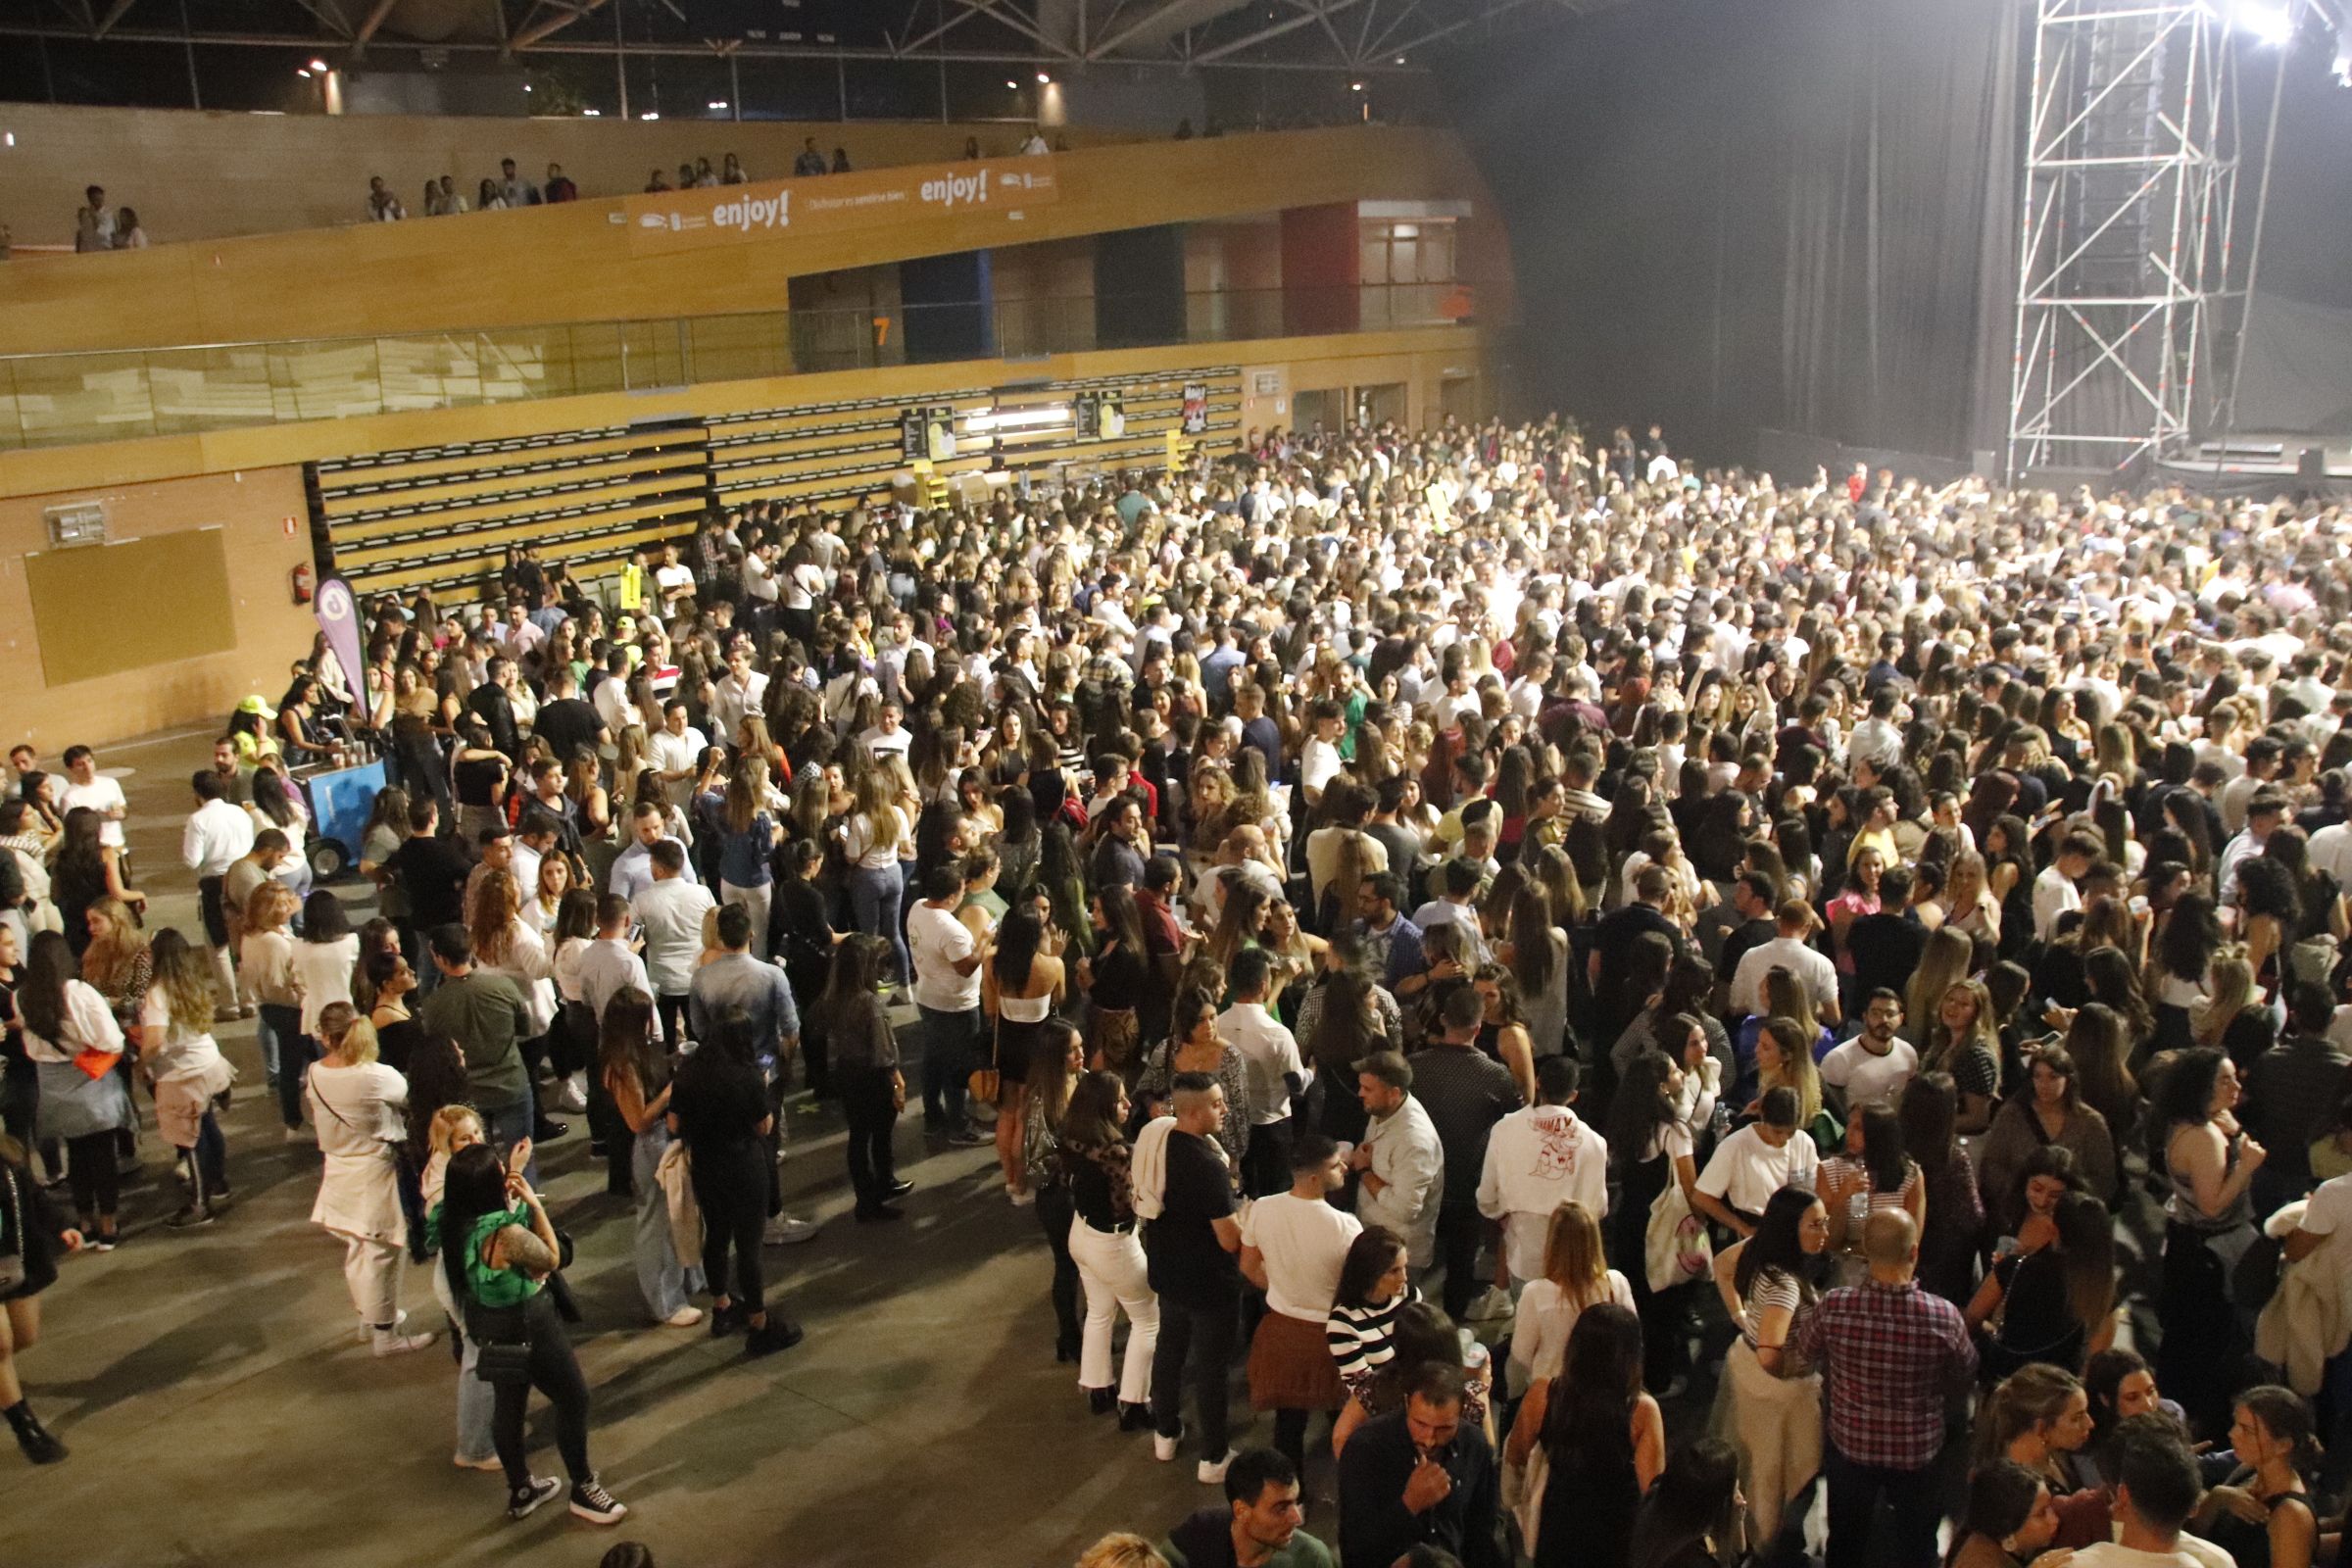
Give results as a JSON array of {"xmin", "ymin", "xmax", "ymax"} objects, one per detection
[{"xmin": 0, "ymin": 283, "xmax": 1477, "ymax": 452}]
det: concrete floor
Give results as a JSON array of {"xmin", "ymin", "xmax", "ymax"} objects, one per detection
[{"xmin": 3, "ymin": 727, "xmax": 1247, "ymax": 1568}]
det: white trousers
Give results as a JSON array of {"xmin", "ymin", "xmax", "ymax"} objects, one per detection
[
  {"xmin": 335, "ymin": 1229, "xmax": 406, "ymax": 1328},
  {"xmin": 1067, "ymin": 1214, "xmax": 1158, "ymax": 1404},
  {"xmin": 720, "ymin": 879, "xmax": 774, "ymax": 960}
]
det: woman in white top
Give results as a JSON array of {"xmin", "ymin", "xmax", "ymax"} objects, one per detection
[
  {"xmin": 138, "ymin": 931, "xmax": 238, "ymax": 1228},
  {"xmin": 291, "ymin": 890, "xmax": 361, "ymax": 1055},
  {"xmin": 838, "ymin": 769, "xmax": 912, "ymax": 989},
  {"xmin": 1507, "ymin": 1200, "xmax": 1632, "ymax": 1397},
  {"xmin": 12, "ymin": 930, "xmax": 130, "ymax": 1249},
  {"xmin": 465, "ymin": 869, "xmax": 557, "ymax": 1040},
  {"xmin": 306, "ymin": 1006, "xmax": 434, "ymax": 1357}
]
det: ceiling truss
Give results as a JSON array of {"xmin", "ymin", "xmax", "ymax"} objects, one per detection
[{"xmin": 4, "ymin": 0, "xmax": 1597, "ymax": 75}]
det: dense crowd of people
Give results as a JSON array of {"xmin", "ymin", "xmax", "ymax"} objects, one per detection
[{"xmin": 5, "ymin": 410, "xmax": 2352, "ymax": 1567}]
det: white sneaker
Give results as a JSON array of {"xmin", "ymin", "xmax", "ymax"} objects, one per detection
[
  {"xmin": 1198, "ymin": 1451, "xmax": 1233, "ymax": 1486},
  {"xmin": 371, "ymin": 1327, "xmax": 436, "ymax": 1357},
  {"xmin": 662, "ymin": 1305, "xmax": 706, "ymax": 1328},
  {"xmin": 1007, "ymin": 1187, "xmax": 1036, "ymax": 1208},
  {"xmin": 283, "ymin": 1125, "xmax": 312, "ymax": 1144},
  {"xmin": 763, "ymin": 1215, "xmax": 820, "ymax": 1247},
  {"xmin": 1468, "ymin": 1287, "xmax": 1514, "ymax": 1321},
  {"xmin": 1153, "ymin": 1427, "xmax": 1183, "ymax": 1462},
  {"xmin": 555, "ymin": 1074, "xmax": 588, "ymax": 1113},
  {"xmin": 361, "ymin": 1309, "xmax": 410, "ymax": 1345},
  {"xmin": 455, "ymin": 1453, "xmax": 504, "ymax": 1472}
]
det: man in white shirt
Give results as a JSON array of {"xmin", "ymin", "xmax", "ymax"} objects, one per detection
[
  {"xmin": 907, "ymin": 865, "xmax": 991, "ymax": 1144},
  {"xmin": 609, "ymin": 803, "xmax": 699, "ymax": 904},
  {"xmin": 646, "ymin": 702, "xmax": 707, "ymax": 808},
  {"xmin": 1348, "ymin": 1052, "xmax": 1446, "ymax": 1273},
  {"xmin": 631, "ymin": 840, "xmax": 715, "ymax": 1047},
  {"xmin": 1239, "ymin": 1134, "xmax": 1362, "ymax": 1465},
  {"xmin": 2034, "ymin": 832, "xmax": 2099, "ymax": 944},
  {"xmin": 60, "ymin": 745, "xmax": 129, "ymax": 852},
  {"xmin": 711, "ymin": 644, "xmax": 770, "ymax": 743},
  {"xmin": 181, "ymin": 770, "xmax": 256, "ymax": 1015},
  {"xmin": 572, "ymin": 895, "xmax": 660, "ymax": 1040},
  {"xmin": 1218, "ymin": 949, "xmax": 1308, "ymax": 1197},
  {"xmin": 1476, "ymin": 1056, "xmax": 1607, "ymax": 1288},
  {"xmin": 1821, "ymin": 990, "xmax": 1921, "ymax": 1113},
  {"xmin": 1728, "ymin": 901, "xmax": 1843, "ymax": 1022},
  {"xmin": 2064, "ymin": 1423, "xmax": 2224, "ymax": 1568},
  {"xmin": 1297, "ymin": 700, "xmax": 1347, "ymax": 808},
  {"xmin": 652, "ymin": 543, "xmax": 697, "ymax": 619},
  {"xmin": 2217, "ymin": 792, "xmax": 2289, "ymax": 906},
  {"xmin": 1691, "ymin": 1088, "xmax": 1819, "ymax": 1236},
  {"xmin": 857, "ymin": 701, "xmax": 912, "ymax": 763}
]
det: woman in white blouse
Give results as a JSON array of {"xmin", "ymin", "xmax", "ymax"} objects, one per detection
[
  {"xmin": 290, "ymin": 892, "xmax": 362, "ymax": 1115},
  {"xmin": 12, "ymin": 930, "xmax": 130, "ymax": 1249},
  {"xmin": 306, "ymin": 1006, "xmax": 434, "ymax": 1357},
  {"xmin": 1507, "ymin": 1200, "xmax": 1632, "ymax": 1398}
]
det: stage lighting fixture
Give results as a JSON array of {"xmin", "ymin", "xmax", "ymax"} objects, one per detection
[{"xmin": 2230, "ymin": 1, "xmax": 2292, "ymax": 45}]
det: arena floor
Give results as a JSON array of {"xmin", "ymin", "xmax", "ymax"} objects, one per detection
[{"xmin": 2, "ymin": 726, "xmax": 1234, "ymax": 1568}]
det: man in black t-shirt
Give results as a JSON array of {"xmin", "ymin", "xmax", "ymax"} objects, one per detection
[
  {"xmin": 388, "ymin": 798, "xmax": 472, "ymax": 951},
  {"xmin": 532, "ymin": 669, "xmax": 608, "ymax": 765},
  {"xmin": 1147, "ymin": 1073, "xmax": 1244, "ymax": 1485},
  {"xmin": 1588, "ymin": 863, "xmax": 1685, "ymax": 1050}
]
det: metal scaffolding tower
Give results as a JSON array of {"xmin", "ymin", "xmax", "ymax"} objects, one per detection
[{"xmin": 2007, "ymin": 0, "xmax": 2244, "ymax": 481}]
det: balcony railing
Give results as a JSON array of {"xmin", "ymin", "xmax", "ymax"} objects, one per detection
[{"xmin": 0, "ymin": 283, "xmax": 1476, "ymax": 452}]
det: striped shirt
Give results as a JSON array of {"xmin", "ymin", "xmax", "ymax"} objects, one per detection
[{"xmin": 1326, "ymin": 1287, "xmax": 1417, "ymax": 1399}]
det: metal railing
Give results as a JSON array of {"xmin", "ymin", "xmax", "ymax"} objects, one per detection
[{"xmin": 0, "ymin": 283, "xmax": 1475, "ymax": 451}]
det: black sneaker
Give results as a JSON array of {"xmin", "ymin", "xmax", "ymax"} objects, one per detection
[
  {"xmin": 166, "ymin": 1205, "xmax": 216, "ymax": 1230},
  {"xmin": 508, "ymin": 1476, "xmax": 562, "ymax": 1521},
  {"xmin": 709, "ymin": 1302, "xmax": 744, "ymax": 1339},
  {"xmin": 568, "ymin": 1478, "xmax": 628, "ymax": 1526},
  {"xmin": 946, "ymin": 1126, "xmax": 992, "ymax": 1147},
  {"xmin": 882, "ymin": 1178, "xmax": 915, "ymax": 1200},
  {"xmin": 745, "ymin": 1318, "xmax": 805, "ymax": 1357},
  {"xmin": 11, "ymin": 1415, "xmax": 67, "ymax": 1465}
]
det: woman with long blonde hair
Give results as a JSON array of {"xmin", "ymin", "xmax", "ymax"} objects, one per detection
[
  {"xmin": 306, "ymin": 1006, "xmax": 434, "ymax": 1357},
  {"xmin": 139, "ymin": 928, "xmax": 236, "ymax": 1227},
  {"xmin": 1918, "ymin": 978, "xmax": 2002, "ymax": 1135},
  {"xmin": 2192, "ymin": 951, "xmax": 2260, "ymax": 1055},
  {"xmin": 1944, "ymin": 849, "xmax": 2002, "ymax": 949},
  {"xmin": 839, "ymin": 764, "xmax": 911, "ymax": 987},
  {"xmin": 79, "ymin": 895, "xmax": 151, "ymax": 1032},
  {"xmin": 465, "ymin": 868, "xmax": 555, "ymax": 1041},
  {"xmin": 1904, "ymin": 928, "xmax": 1976, "ymax": 1051},
  {"xmin": 1507, "ymin": 1201, "xmax": 1633, "ymax": 1396}
]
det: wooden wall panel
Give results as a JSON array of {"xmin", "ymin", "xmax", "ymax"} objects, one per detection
[
  {"xmin": 0, "ymin": 128, "xmax": 1504, "ymax": 358},
  {"xmin": 0, "ymin": 466, "xmax": 315, "ymax": 752},
  {"xmin": 0, "ymin": 103, "xmax": 1146, "ymax": 249}
]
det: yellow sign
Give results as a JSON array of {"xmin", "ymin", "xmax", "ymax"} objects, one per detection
[{"xmin": 622, "ymin": 158, "xmax": 1062, "ymax": 256}]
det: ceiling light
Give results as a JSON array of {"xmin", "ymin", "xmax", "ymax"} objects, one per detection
[
  {"xmin": 709, "ymin": 99, "xmax": 729, "ymax": 110},
  {"xmin": 582, "ymin": 108, "xmax": 601, "ymax": 116},
  {"xmin": 1395, "ymin": 55, "xmax": 1406, "ymax": 64},
  {"xmin": 296, "ymin": 68, "xmax": 311, "ymax": 77},
  {"xmin": 1006, "ymin": 78, "xmax": 1018, "ymax": 89},
  {"xmin": 522, "ymin": 83, "xmax": 533, "ymax": 92},
  {"xmin": 1349, "ymin": 80, "xmax": 1363, "ymax": 91},
  {"xmin": 640, "ymin": 111, "xmax": 661, "ymax": 121},
  {"xmin": 1037, "ymin": 71, "xmax": 1051, "ymax": 83},
  {"xmin": 309, "ymin": 57, "xmax": 328, "ymax": 72},
  {"xmin": 2230, "ymin": 1, "xmax": 2292, "ymax": 44}
]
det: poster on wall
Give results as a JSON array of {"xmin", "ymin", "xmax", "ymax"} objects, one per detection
[
  {"xmin": 1098, "ymin": 391, "xmax": 1126, "ymax": 440},
  {"xmin": 622, "ymin": 157, "xmax": 1060, "ymax": 256},
  {"xmin": 902, "ymin": 407, "xmax": 956, "ymax": 463},
  {"xmin": 1181, "ymin": 383, "xmax": 1208, "ymax": 435}
]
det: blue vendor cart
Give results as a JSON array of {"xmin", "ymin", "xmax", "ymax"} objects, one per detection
[{"xmin": 292, "ymin": 756, "xmax": 387, "ymax": 882}]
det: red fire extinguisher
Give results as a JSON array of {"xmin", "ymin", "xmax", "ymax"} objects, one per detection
[{"xmin": 290, "ymin": 563, "xmax": 314, "ymax": 605}]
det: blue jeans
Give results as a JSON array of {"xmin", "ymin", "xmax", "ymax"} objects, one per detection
[
  {"xmin": 918, "ymin": 1004, "xmax": 979, "ymax": 1127},
  {"xmin": 431, "ymin": 1255, "xmax": 497, "ymax": 1465},
  {"xmin": 630, "ymin": 1123, "xmax": 703, "ymax": 1321},
  {"xmin": 849, "ymin": 863, "xmax": 908, "ymax": 986}
]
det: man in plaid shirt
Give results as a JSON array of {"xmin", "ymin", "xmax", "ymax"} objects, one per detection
[{"xmin": 1785, "ymin": 1208, "xmax": 1976, "ymax": 1568}]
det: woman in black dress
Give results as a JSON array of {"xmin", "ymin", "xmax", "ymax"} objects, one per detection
[
  {"xmin": 0, "ymin": 1132, "xmax": 82, "ymax": 1463},
  {"xmin": 1504, "ymin": 1301, "xmax": 1663, "ymax": 1568},
  {"xmin": 772, "ymin": 840, "xmax": 841, "ymax": 1099},
  {"xmin": 669, "ymin": 1013, "xmax": 800, "ymax": 1356},
  {"xmin": 1966, "ymin": 1190, "xmax": 2117, "ymax": 1382}
]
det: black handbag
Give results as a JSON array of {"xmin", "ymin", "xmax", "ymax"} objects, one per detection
[{"xmin": 466, "ymin": 1298, "xmax": 533, "ymax": 1387}]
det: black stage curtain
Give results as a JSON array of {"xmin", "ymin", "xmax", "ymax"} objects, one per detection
[{"xmin": 1450, "ymin": 0, "xmax": 2023, "ymax": 466}]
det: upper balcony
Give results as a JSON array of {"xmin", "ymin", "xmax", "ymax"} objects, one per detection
[{"xmin": 0, "ymin": 123, "xmax": 1501, "ymax": 358}]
